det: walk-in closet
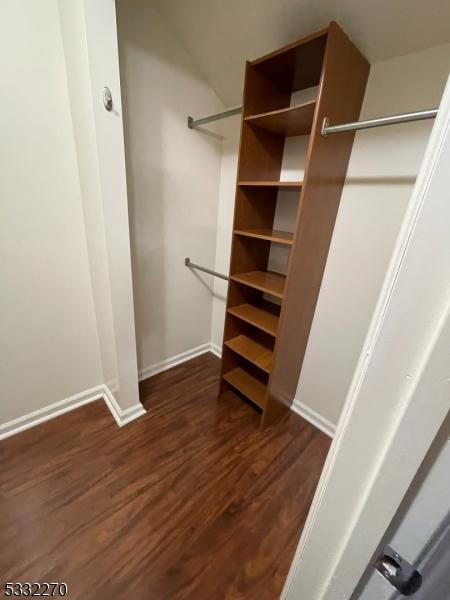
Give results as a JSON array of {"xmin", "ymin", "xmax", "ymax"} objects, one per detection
[
  {"xmin": 2, "ymin": 0, "xmax": 450, "ymax": 597},
  {"xmin": 115, "ymin": 2, "xmax": 447, "ymax": 434}
]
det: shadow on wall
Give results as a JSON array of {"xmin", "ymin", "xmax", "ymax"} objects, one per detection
[{"xmin": 116, "ymin": 0, "xmax": 223, "ymax": 374}]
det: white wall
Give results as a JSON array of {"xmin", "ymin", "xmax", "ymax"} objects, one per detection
[
  {"xmin": 116, "ymin": 0, "xmax": 223, "ymax": 375},
  {"xmin": 211, "ymin": 42, "xmax": 450, "ymax": 427},
  {"xmin": 210, "ymin": 116, "xmax": 241, "ymax": 353},
  {"xmin": 151, "ymin": 0, "xmax": 450, "ymax": 109},
  {"xmin": 82, "ymin": 0, "xmax": 141, "ymax": 410},
  {"xmin": 0, "ymin": 0, "xmax": 102, "ymax": 424},
  {"xmin": 295, "ymin": 42, "xmax": 450, "ymax": 426},
  {"xmin": 58, "ymin": 0, "xmax": 119, "ymax": 393}
]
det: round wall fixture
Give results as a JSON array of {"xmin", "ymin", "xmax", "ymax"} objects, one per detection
[{"xmin": 103, "ymin": 87, "xmax": 113, "ymax": 111}]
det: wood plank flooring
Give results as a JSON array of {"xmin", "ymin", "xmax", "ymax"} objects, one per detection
[{"xmin": 0, "ymin": 353, "xmax": 330, "ymax": 599}]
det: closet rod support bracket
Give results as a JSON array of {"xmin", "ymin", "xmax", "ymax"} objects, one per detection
[{"xmin": 321, "ymin": 117, "xmax": 330, "ymax": 137}]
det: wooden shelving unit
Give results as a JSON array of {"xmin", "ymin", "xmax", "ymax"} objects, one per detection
[{"xmin": 220, "ymin": 22, "xmax": 370, "ymax": 428}]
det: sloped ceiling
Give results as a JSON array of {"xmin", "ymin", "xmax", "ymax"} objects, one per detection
[{"xmin": 152, "ymin": 0, "xmax": 450, "ymax": 107}]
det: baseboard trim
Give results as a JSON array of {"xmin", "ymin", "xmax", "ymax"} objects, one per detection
[
  {"xmin": 0, "ymin": 385, "xmax": 146, "ymax": 441},
  {"xmin": 0, "ymin": 385, "xmax": 104, "ymax": 441},
  {"xmin": 138, "ymin": 342, "xmax": 215, "ymax": 381},
  {"xmin": 209, "ymin": 342, "xmax": 222, "ymax": 358},
  {"xmin": 291, "ymin": 398, "xmax": 336, "ymax": 438},
  {"xmin": 102, "ymin": 385, "xmax": 146, "ymax": 427},
  {"xmin": 138, "ymin": 344, "xmax": 335, "ymax": 439},
  {"xmin": 2, "ymin": 339, "xmax": 224, "ymax": 440},
  {"xmin": 0, "ymin": 359, "xmax": 333, "ymax": 441}
]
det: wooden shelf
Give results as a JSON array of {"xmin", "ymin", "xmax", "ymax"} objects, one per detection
[
  {"xmin": 230, "ymin": 271, "xmax": 286, "ymax": 298},
  {"xmin": 244, "ymin": 101, "xmax": 316, "ymax": 136},
  {"xmin": 225, "ymin": 335, "xmax": 273, "ymax": 373},
  {"xmin": 227, "ymin": 303, "xmax": 280, "ymax": 337},
  {"xmin": 238, "ymin": 181, "xmax": 302, "ymax": 190},
  {"xmin": 234, "ymin": 228, "xmax": 293, "ymax": 245},
  {"xmin": 223, "ymin": 367, "xmax": 267, "ymax": 409}
]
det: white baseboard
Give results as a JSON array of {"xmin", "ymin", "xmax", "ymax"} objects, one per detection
[
  {"xmin": 138, "ymin": 342, "xmax": 216, "ymax": 381},
  {"xmin": 2, "ymin": 341, "xmax": 220, "ymax": 440},
  {"xmin": 291, "ymin": 398, "xmax": 336, "ymax": 438},
  {"xmin": 0, "ymin": 384, "xmax": 146, "ymax": 441},
  {"xmin": 138, "ymin": 345, "xmax": 336, "ymax": 439},
  {"xmin": 209, "ymin": 342, "xmax": 222, "ymax": 358},
  {"xmin": 102, "ymin": 385, "xmax": 146, "ymax": 427},
  {"xmin": 4, "ymin": 346, "xmax": 336, "ymax": 441},
  {"xmin": 0, "ymin": 385, "xmax": 104, "ymax": 441}
]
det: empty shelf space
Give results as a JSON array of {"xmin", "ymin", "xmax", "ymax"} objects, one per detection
[
  {"xmin": 244, "ymin": 101, "xmax": 316, "ymax": 136},
  {"xmin": 234, "ymin": 228, "xmax": 293, "ymax": 245},
  {"xmin": 238, "ymin": 180, "xmax": 303, "ymax": 190},
  {"xmin": 223, "ymin": 367, "xmax": 267, "ymax": 409},
  {"xmin": 230, "ymin": 270, "xmax": 286, "ymax": 298},
  {"xmin": 227, "ymin": 302, "xmax": 280, "ymax": 337},
  {"xmin": 225, "ymin": 335, "xmax": 273, "ymax": 373}
]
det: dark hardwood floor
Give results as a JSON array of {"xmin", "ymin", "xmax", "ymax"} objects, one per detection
[{"xmin": 0, "ymin": 353, "xmax": 330, "ymax": 599}]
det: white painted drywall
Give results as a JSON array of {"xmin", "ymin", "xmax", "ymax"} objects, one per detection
[
  {"xmin": 0, "ymin": 0, "xmax": 102, "ymax": 424},
  {"xmin": 295, "ymin": 42, "xmax": 450, "ymax": 425},
  {"xmin": 82, "ymin": 0, "xmax": 141, "ymax": 410},
  {"xmin": 116, "ymin": 0, "xmax": 223, "ymax": 375},
  {"xmin": 210, "ymin": 116, "xmax": 241, "ymax": 352},
  {"xmin": 211, "ymin": 42, "xmax": 450, "ymax": 427},
  {"xmin": 153, "ymin": 0, "xmax": 450, "ymax": 107},
  {"xmin": 58, "ymin": 0, "xmax": 119, "ymax": 394}
]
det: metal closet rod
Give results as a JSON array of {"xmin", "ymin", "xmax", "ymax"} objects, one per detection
[
  {"xmin": 185, "ymin": 257, "xmax": 229, "ymax": 281},
  {"xmin": 321, "ymin": 108, "xmax": 438, "ymax": 136},
  {"xmin": 188, "ymin": 107, "xmax": 242, "ymax": 129},
  {"xmin": 187, "ymin": 106, "xmax": 438, "ymax": 133}
]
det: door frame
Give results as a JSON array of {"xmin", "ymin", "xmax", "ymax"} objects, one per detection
[{"xmin": 283, "ymin": 75, "xmax": 450, "ymax": 599}]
